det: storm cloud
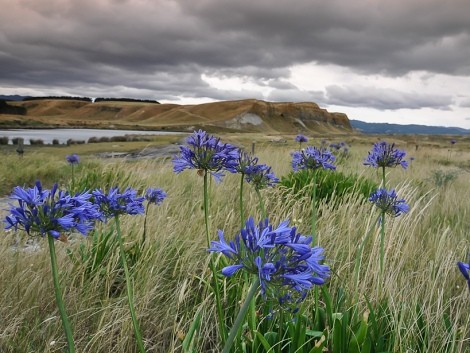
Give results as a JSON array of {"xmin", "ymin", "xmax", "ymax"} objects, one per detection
[{"xmin": 1, "ymin": 0, "xmax": 470, "ymax": 127}]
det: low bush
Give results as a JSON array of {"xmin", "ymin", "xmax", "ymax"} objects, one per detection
[
  {"xmin": 109, "ymin": 135, "xmax": 127, "ymax": 142},
  {"xmin": 29, "ymin": 139, "xmax": 44, "ymax": 145},
  {"xmin": 279, "ymin": 168, "xmax": 377, "ymax": 206},
  {"xmin": 0, "ymin": 136, "xmax": 8, "ymax": 145}
]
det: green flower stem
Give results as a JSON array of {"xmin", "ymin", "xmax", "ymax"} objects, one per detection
[
  {"xmin": 204, "ymin": 172, "xmax": 228, "ymax": 344},
  {"xmin": 255, "ymin": 188, "xmax": 266, "ymax": 219},
  {"xmin": 382, "ymin": 166, "xmax": 386, "ymax": 188},
  {"xmin": 71, "ymin": 165, "xmax": 75, "ymax": 192},
  {"xmin": 141, "ymin": 205, "xmax": 150, "ymax": 247},
  {"xmin": 239, "ymin": 175, "xmax": 256, "ymax": 339},
  {"xmin": 379, "ymin": 210, "xmax": 386, "ymax": 287},
  {"xmin": 222, "ymin": 277, "xmax": 260, "ymax": 353},
  {"xmin": 115, "ymin": 216, "xmax": 146, "ymax": 353},
  {"xmin": 379, "ymin": 166, "xmax": 387, "ymax": 288},
  {"xmin": 47, "ymin": 235, "xmax": 75, "ymax": 353},
  {"xmin": 203, "ymin": 172, "xmax": 211, "ymax": 247},
  {"xmin": 310, "ymin": 171, "xmax": 319, "ymax": 325},
  {"xmin": 239, "ymin": 174, "xmax": 245, "ymax": 228}
]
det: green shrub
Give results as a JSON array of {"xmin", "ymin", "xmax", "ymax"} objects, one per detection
[
  {"xmin": 29, "ymin": 138, "xmax": 44, "ymax": 145},
  {"xmin": 0, "ymin": 136, "xmax": 8, "ymax": 145},
  {"xmin": 110, "ymin": 135, "xmax": 127, "ymax": 142},
  {"xmin": 279, "ymin": 168, "xmax": 377, "ymax": 206},
  {"xmin": 429, "ymin": 169, "xmax": 458, "ymax": 188}
]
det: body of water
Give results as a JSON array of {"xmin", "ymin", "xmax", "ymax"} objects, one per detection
[{"xmin": 0, "ymin": 128, "xmax": 181, "ymax": 145}]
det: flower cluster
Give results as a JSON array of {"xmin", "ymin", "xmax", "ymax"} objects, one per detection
[
  {"xmin": 369, "ymin": 188, "xmax": 409, "ymax": 217},
  {"xmin": 244, "ymin": 164, "xmax": 279, "ymax": 190},
  {"xmin": 208, "ymin": 217, "xmax": 330, "ymax": 307},
  {"xmin": 66, "ymin": 154, "xmax": 80, "ymax": 165},
  {"xmin": 236, "ymin": 151, "xmax": 278, "ymax": 190},
  {"xmin": 235, "ymin": 151, "xmax": 259, "ymax": 175},
  {"xmin": 92, "ymin": 187, "xmax": 145, "ymax": 219},
  {"xmin": 457, "ymin": 254, "xmax": 470, "ymax": 290},
  {"xmin": 4, "ymin": 181, "xmax": 100, "ymax": 239},
  {"xmin": 145, "ymin": 188, "xmax": 167, "ymax": 205},
  {"xmin": 172, "ymin": 130, "xmax": 239, "ymax": 182},
  {"xmin": 364, "ymin": 141, "xmax": 408, "ymax": 169},
  {"xmin": 291, "ymin": 146, "xmax": 336, "ymax": 171},
  {"xmin": 295, "ymin": 135, "xmax": 308, "ymax": 143}
]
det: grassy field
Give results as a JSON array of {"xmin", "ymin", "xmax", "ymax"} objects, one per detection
[{"xmin": 0, "ymin": 133, "xmax": 469, "ymax": 352}]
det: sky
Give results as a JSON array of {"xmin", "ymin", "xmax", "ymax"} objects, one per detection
[{"xmin": 1, "ymin": 0, "xmax": 470, "ymax": 129}]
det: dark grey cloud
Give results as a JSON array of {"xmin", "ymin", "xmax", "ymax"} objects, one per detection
[
  {"xmin": 323, "ymin": 85, "xmax": 453, "ymax": 110},
  {"xmin": 1, "ymin": 0, "xmax": 470, "ymax": 108},
  {"xmin": 457, "ymin": 98, "xmax": 470, "ymax": 108}
]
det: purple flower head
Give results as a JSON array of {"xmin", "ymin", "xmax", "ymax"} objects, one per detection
[
  {"xmin": 291, "ymin": 146, "xmax": 336, "ymax": 171},
  {"xmin": 329, "ymin": 143, "xmax": 341, "ymax": 151},
  {"xmin": 244, "ymin": 164, "xmax": 279, "ymax": 190},
  {"xmin": 208, "ymin": 217, "xmax": 330, "ymax": 308},
  {"xmin": 295, "ymin": 135, "xmax": 308, "ymax": 143},
  {"xmin": 364, "ymin": 141, "xmax": 408, "ymax": 169},
  {"xmin": 92, "ymin": 187, "xmax": 145, "ymax": 219},
  {"xmin": 235, "ymin": 151, "xmax": 259, "ymax": 175},
  {"xmin": 4, "ymin": 181, "xmax": 100, "ymax": 239},
  {"xmin": 66, "ymin": 154, "xmax": 80, "ymax": 165},
  {"xmin": 450, "ymin": 139, "xmax": 457, "ymax": 145},
  {"xmin": 457, "ymin": 254, "xmax": 470, "ymax": 290},
  {"xmin": 369, "ymin": 188, "xmax": 410, "ymax": 218},
  {"xmin": 172, "ymin": 130, "xmax": 239, "ymax": 182},
  {"xmin": 145, "ymin": 188, "xmax": 167, "ymax": 205}
]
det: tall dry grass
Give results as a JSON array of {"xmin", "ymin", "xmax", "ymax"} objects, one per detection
[{"xmin": 0, "ymin": 137, "xmax": 469, "ymax": 352}]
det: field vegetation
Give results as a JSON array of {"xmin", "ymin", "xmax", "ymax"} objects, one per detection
[{"xmin": 0, "ymin": 133, "xmax": 468, "ymax": 352}]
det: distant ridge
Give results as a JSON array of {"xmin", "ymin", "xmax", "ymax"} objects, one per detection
[
  {"xmin": 0, "ymin": 98, "xmax": 352, "ymax": 133},
  {"xmin": 351, "ymin": 120, "xmax": 470, "ymax": 135},
  {"xmin": 0, "ymin": 95, "xmax": 29, "ymax": 101}
]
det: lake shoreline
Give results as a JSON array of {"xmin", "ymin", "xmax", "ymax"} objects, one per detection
[{"xmin": 0, "ymin": 128, "xmax": 185, "ymax": 145}]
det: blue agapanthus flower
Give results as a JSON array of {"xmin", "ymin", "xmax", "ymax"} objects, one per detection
[
  {"xmin": 145, "ymin": 188, "xmax": 167, "ymax": 205},
  {"xmin": 235, "ymin": 151, "xmax": 259, "ymax": 175},
  {"xmin": 244, "ymin": 164, "xmax": 279, "ymax": 190},
  {"xmin": 4, "ymin": 181, "xmax": 100, "ymax": 239},
  {"xmin": 172, "ymin": 130, "xmax": 239, "ymax": 182},
  {"xmin": 92, "ymin": 187, "xmax": 145, "ymax": 219},
  {"xmin": 364, "ymin": 141, "xmax": 408, "ymax": 169},
  {"xmin": 208, "ymin": 217, "xmax": 330, "ymax": 307},
  {"xmin": 235, "ymin": 151, "xmax": 278, "ymax": 190},
  {"xmin": 291, "ymin": 146, "xmax": 336, "ymax": 171},
  {"xmin": 295, "ymin": 135, "xmax": 308, "ymax": 143},
  {"xmin": 369, "ymin": 188, "xmax": 409, "ymax": 217},
  {"xmin": 66, "ymin": 154, "xmax": 80, "ymax": 165},
  {"xmin": 457, "ymin": 254, "xmax": 470, "ymax": 290}
]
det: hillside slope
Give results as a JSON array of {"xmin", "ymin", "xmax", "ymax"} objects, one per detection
[{"xmin": 2, "ymin": 98, "xmax": 352, "ymax": 133}]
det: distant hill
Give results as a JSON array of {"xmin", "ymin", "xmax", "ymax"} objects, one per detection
[
  {"xmin": 0, "ymin": 95, "xmax": 29, "ymax": 101},
  {"xmin": 0, "ymin": 98, "xmax": 353, "ymax": 133},
  {"xmin": 350, "ymin": 120, "xmax": 470, "ymax": 135}
]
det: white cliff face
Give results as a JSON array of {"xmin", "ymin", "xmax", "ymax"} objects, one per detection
[{"xmin": 224, "ymin": 113, "xmax": 264, "ymax": 129}]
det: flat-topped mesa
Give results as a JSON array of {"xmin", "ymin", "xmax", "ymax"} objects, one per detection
[{"xmin": 4, "ymin": 98, "xmax": 352, "ymax": 133}]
